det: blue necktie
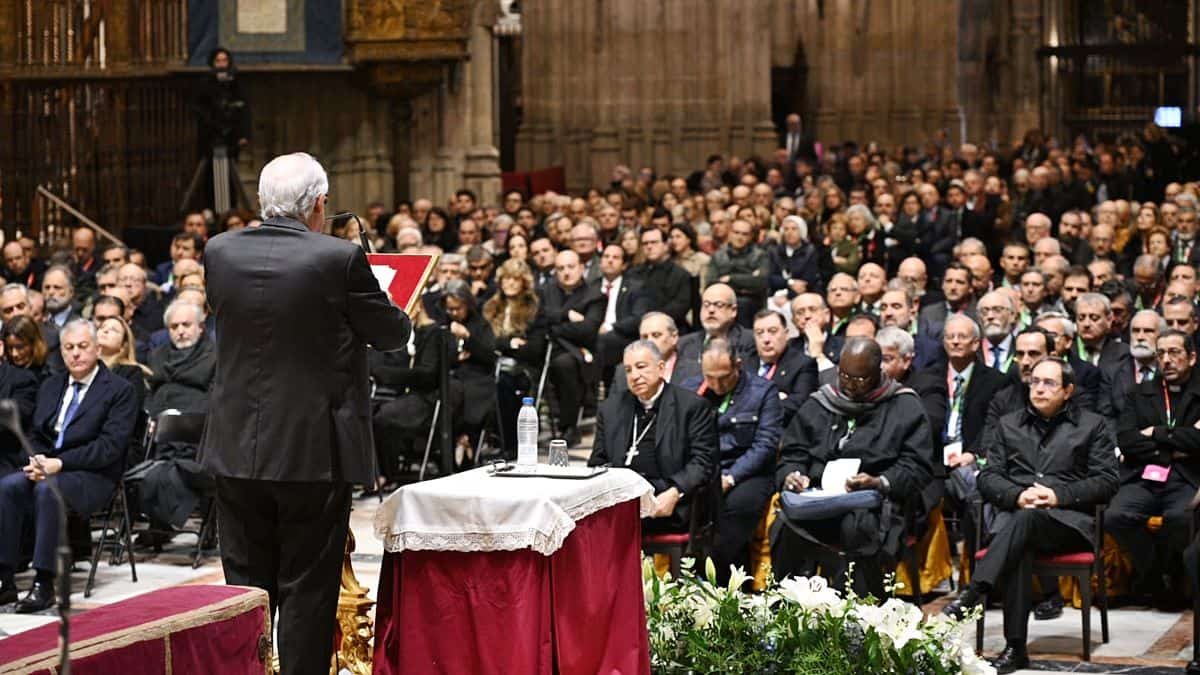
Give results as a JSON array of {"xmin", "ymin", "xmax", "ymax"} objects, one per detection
[
  {"xmin": 55, "ymin": 382, "xmax": 84, "ymax": 450},
  {"xmin": 992, "ymin": 345, "xmax": 1004, "ymax": 370}
]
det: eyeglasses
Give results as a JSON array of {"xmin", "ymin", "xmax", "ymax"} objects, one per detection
[
  {"xmin": 1156, "ymin": 347, "xmax": 1189, "ymax": 358},
  {"xmin": 1029, "ymin": 377, "xmax": 1062, "ymax": 390},
  {"xmin": 701, "ymin": 300, "xmax": 733, "ymax": 310},
  {"xmin": 838, "ymin": 370, "xmax": 873, "ymax": 385}
]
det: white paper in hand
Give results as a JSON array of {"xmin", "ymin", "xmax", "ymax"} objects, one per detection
[
  {"xmin": 943, "ymin": 441, "xmax": 963, "ymax": 467},
  {"xmin": 819, "ymin": 458, "xmax": 862, "ymax": 494},
  {"xmin": 370, "ymin": 264, "xmax": 398, "ymax": 294}
]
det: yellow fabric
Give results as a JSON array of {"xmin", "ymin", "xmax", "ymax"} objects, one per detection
[
  {"xmin": 750, "ymin": 494, "xmax": 781, "ymax": 591},
  {"xmin": 894, "ymin": 504, "xmax": 953, "ymax": 597},
  {"xmin": 1056, "ymin": 533, "xmax": 1134, "ymax": 608},
  {"xmin": 652, "ymin": 553, "xmax": 671, "ymax": 578}
]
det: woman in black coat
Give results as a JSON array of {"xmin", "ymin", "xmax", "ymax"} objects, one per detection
[
  {"xmin": 768, "ymin": 215, "xmax": 823, "ymax": 297},
  {"xmin": 484, "ymin": 259, "xmax": 548, "ymax": 458},
  {"xmin": 370, "ymin": 300, "xmax": 447, "ymax": 481},
  {"xmin": 441, "ymin": 279, "xmax": 496, "ymax": 462}
]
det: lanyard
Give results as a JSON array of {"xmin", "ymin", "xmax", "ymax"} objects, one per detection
[
  {"xmin": 982, "ymin": 341, "xmax": 1014, "ymax": 372},
  {"xmin": 1075, "ymin": 336, "xmax": 1093, "ymax": 363},
  {"xmin": 947, "ymin": 371, "xmax": 969, "ymax": 413},
  {"xmin": 717, "ymin": 390, "xmax": 734, "ymax": 414},
  {"xmin": 1163, "ymin": 379, "xmax": 1176, "ymax": 429}
]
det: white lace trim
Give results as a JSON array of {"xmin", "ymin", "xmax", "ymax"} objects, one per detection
[{"xmin": 375, "ymin": 478, "xmax": 654, "ymax": 555}]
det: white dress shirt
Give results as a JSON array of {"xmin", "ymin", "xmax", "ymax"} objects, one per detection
[
  {"xmin": 601, "ymin": 275, "xmax": 623, "ymax": 330},
  {"xmin": 55, "ymin": 364, "xmax": 100, "ymax": 435}
]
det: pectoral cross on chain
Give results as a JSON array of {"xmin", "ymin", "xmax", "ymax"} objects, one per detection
[{"xmin": 624, "ymin": 445, "xmax": 639, "ymax": 465}]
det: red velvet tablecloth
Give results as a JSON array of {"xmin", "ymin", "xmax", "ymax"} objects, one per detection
[
  {"xmin": 373, "ymin": 499, "xmax": 650, "ymax": 675},
  {"xmin": 0, "ymin": 585, "xmax": 271, "ymax": 674}
]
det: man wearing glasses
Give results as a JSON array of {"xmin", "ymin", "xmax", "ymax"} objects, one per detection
[
  {"xmin": 1110, "ymin": 330, "xmax": 1200, "ymax": 607},
  {"xmin": 773, "ymin": 337, "xmax": 934, "ymax": 598},
  {"xmin": 673, "ymin": 283, "xmax": 756, "ymax": 384},
  {"xmin": 944, "ymin": 357, "xmax": 1118, "ymax": 673}
]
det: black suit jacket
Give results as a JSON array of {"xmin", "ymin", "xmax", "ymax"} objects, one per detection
[
  {"xmin": 541, "ymin": 282, "xmax": 605, "ymax": 365},
  {"xmin": 588, "ymin": 382, "xmax": 718, "ymax": 497},
  {"xmin": 674, "ymin": 324, "xmax": 757, "ymax": 384},
  {"xmin": 590, "ymin": 276, "xmax": 650, "ymax": 339},
  {"xmin": 0, "ymin": 362, "xmax": 38, "ymax": 473},
  {"xmin": 1116, "ymin": 368, "xmax": 1200, "ymax": 486},
  {"xmin": 912, "ymin": 360, "xmax": 1010, "ymax": 458},
  {"xmin": 628, "ymin": 261, "xmax": 693, "ymax": 330},
  {"xmin": 200, "ymin": 216, "xmax": 411, "ymax": 484},
  {"xmin": 32, "ymin": 362, "xmax": 137, "ymax": 484},
  {"xmin": 744, "ymin": 344, "xmax": 818, "ymax": 426},
  {"xmin": 917, "ymin": 301, "xmax": 978, "ymax": 342}
]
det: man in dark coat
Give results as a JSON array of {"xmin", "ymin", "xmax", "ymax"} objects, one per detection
[
  {"xmin": 137, "ymin": 300, "xmax": 218, "ymax": 539},
  {"xmin": 588, "ymin": 340, "xmax": 718, "ymax": 535},
  {"xmin": 745, "ymin": 310, "xmax": 817, "ymax": 426},
  {"xmin": 628, "ymin": 227, "xmax": 693, "ymax": 331},
  {"xmin": 772, "ymin": 337, "xmax": 935, "ymax": 597},
  {"xmin": 592, "ymin": 244, "xmax": 650, "ymax": 390},
  {"xmin": 200, "ymin": 153, "xmax": 410, "ymax": 674},
  {"xmin": 541, "ymin": 249, "xmax": 605, "ymax": 446},
  {"xmin": 944, "ymin": 358, "xmax": 1118, "ymax": 674},
  {"xmin": 0, "ymin": 320, "xmax": 137, "ymax": 612},
  {"xmin": 0, "ymin": 361, "xmax": 39, "ymax": 475},
  {"xmin": 1073, "ymin": 292, "xmax": 1131, "ymax": 381},
  {"xmin": 674, "ymin": 283, "xmax": 756, "ymax": 384},
  {"xmin": 917, "ymin": 262, "xmax": 978, "ymax": 342},
  {"xmin": 681, "ymin": 338, "xmax": 783, "ymax": 584},
  {"xmin": 707, "ymin": 218, "xmax": 771, "ymax": 326},
  {"xmin": 1111, "ymin": 329, "xmax": 1200, "ymax": 599}
]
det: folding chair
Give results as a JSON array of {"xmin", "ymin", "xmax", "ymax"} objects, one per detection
[
  {"xmin": 127, "ymin": 412, "xmax": 213, "ymax": 568},
  {"xmin": 974, "ymin": 503, "xmax": 1109, "ymax": 660},
  {"xmin": 84, "ymin": 478, "xmax": 137, "ymax": 597}
]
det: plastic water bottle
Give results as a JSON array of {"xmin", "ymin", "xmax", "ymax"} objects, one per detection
[{"xmin": 517, "ymin": 397, "xmax": 538, "ymax": 466}]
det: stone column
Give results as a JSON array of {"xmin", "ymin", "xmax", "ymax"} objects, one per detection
[{"xmin": 462, "ymin": 19, "xmax": 501, "ymax": 203}]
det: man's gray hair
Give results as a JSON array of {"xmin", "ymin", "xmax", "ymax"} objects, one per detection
[
  {"xmin": 876, "ymin": 326, "xmax": 914, "ymax": 358},
  {"xmin": 1, "ymin": 283, "xmax": 29, "ymax": 302},
  {"xmin": 1075, "ymin": 292, "xmax": 1112, "ymax": 314},
  {"xmin": 61, "ymin": 317, "xmax": 96, "ymax": 342},
  {"xmin": 43, "ymin": 264, "xmax": 75, "ymax": 290},
  {"xmin": 441, "ymin": 253, "xmax": 467, "ymax": 272},
  {"xmin": 1036, "ymin": 310, "xmax": 1076, "ymax": 338},
  {"xmin": 945, "ymin": 312, "xmax": 981, "ymax": 340},
  {"xmin": 258, "ymin": 152, "xmax": 329, "ymax": 221},
  {"xmin": 163, "ymin": 298, "xmax": 205, "ymax": 326},
  {"xmin": 624, "ymin": 339, "xmax": 663, "ymax": 362},
  {"xmin": 639, "ymin": 311, "xmax": 678, "ymax": 335},
  {"xmin": 1132, "ymin": 308, "xmax": 1168, "ymax": 333}
]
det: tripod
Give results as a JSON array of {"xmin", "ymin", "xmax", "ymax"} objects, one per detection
[{"xmin": 180, "ymin": 144, "xmax": 252, "ymax": 215}]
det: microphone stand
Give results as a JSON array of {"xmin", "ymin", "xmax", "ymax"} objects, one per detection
[{"xmin": 0, "ymin": 399, "xmax": 71, "ymax": 674}]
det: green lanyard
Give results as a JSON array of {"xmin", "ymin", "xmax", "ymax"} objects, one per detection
[
  {"xmin": 717, "ymin": 390, "xmax": 734, "ymax": 414},
  {"xmin": 1075, "ymin": 336, "xmax": 1092, "ymax": 363},
  {"xmin": 846, "ymin": 417, "xmax": 856, "ymax": 434}
]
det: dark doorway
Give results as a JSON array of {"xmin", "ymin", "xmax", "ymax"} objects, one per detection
[{"xmin": 770, "ymin": 41, "xmax": 809, "ymax": 144}]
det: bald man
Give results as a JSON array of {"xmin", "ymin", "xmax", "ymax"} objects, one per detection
[
  {"xmin": 542, "ymin": 249, "xmax": 606, "ymax": 447},
  {"xmin": 774, "ymin": 337, "xmax": 935, "ymax": 598},
  {"xmin": 673, "ymin": 283, "xmax": 756, "ymax": 384}
]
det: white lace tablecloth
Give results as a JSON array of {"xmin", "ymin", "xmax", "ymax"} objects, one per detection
[{"xmin": 373, "ymin": 467, "xmax": 656, "ymax": 556}]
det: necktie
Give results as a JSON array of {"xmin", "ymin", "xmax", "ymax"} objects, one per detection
[
  {"xmin": 952, "ymin": 374, "xmax": 965, "ymax": 440},
  {"xmin": 759, "ymin": 363, "xmax": 769, "ymax": 378},
  {"xmin": 603, "ymin": 281, "xmax": 612, "ymax": 297},
  {"xmin": 992, "ymin": 344, "xmax": 1004, "ymax": 370},
  {"xmin": 55, "ymin": 382, "xmax": 84, "ymax": 450}
]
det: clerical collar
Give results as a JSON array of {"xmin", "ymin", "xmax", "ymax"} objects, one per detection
[{"xmin": 639, "ymin": 382, "xmax": 666, "ymax": 410}]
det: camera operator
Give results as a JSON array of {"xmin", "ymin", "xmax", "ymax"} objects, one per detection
[{"xmin": 194, "ymin": 47, "xmax": 251, "ymax": 160}]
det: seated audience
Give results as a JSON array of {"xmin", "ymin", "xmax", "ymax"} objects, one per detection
[
  {"xmin": 441, "ymin": 279, "xmax": 497, "ymax": 462},
  {"xmin": 944, "ymin": 358, "xmax": 1118, "ymax": 674},
  {"xmin": 371, "ymin": 300, "xmax": 443, "ymax": 481},
  {"xmin": 593, "ymin": 244, "xmax": 649, "ymax": 390},
  {"xmin": 0, "ymin": 319, "xmax": 138, "ymax": 613},
  {"xmin": 675, "ymin": 283, "xmax": 756, "ymax": 384},
  {"xmin": 542, "ymin": 250, "xmax": 604, "ymax": 447},
  {"xmin": 485, "ymin": 259, "xmax": 547, "ymax": 457},
  {"xmin": 588, "ymin": 340, "xmax": 718, "ymax": 535},
  {"xmin": 745, "ymin": 309, "xmax": 817, "ymax": 426},
  {"xmin": 773, "ymin": 337, "xmax": 935, "ymax": 597},
  {"xmin": 681, "ymin": 338, "xmax": 782, "ymax": 584},
  {"xmin": 2, "ymin": 315, "xmax": 52, "ymax": 383}
]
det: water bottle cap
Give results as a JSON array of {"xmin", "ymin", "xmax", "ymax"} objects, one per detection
[{"xmin": 522, "ymin": 397, "xmax": 534, "ymax": 405}]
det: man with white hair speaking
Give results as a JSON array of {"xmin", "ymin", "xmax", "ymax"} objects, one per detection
[{"xmin": 200, "ymin": 152, "xmax": 410, "ymax": 674}]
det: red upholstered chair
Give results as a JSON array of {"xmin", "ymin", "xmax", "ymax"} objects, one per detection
[
  {"xmin": 642, "ymin": 471, "xmax": 721, "ymax": 578},
  {"xmin": 973, "ymin": 504, "xmax": 1110, "ymax": 661}
]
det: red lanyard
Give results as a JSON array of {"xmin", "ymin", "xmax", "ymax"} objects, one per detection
[{"xmin": 1163, "ymin": 379, "xmax": 1176, "ymax": 429}]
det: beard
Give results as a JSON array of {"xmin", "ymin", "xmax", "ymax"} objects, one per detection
[
  {"xmin": 1130, "ymin": 342, "xmax": 1155, "ymax": 360},
  {"xmin": 44, "ymin": 296, "xmax": 69, "ymax": 313},
  {"xmin": 984, "ymin": 324, "xmax": 1010, "ymax": 341}
]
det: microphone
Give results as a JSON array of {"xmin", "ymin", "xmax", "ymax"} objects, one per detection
[
  {"xmin": 325, "ymin": 211, "xmax": 373, "ymax": 253},
  {"xmin": 0, "ymin": 399, "xmax": 72, "ymax": 674}
]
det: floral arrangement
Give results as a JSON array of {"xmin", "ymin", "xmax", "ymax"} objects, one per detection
[{"xmin": 643, "ymin": 558, "xmax": 995, "ymax": 675}]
